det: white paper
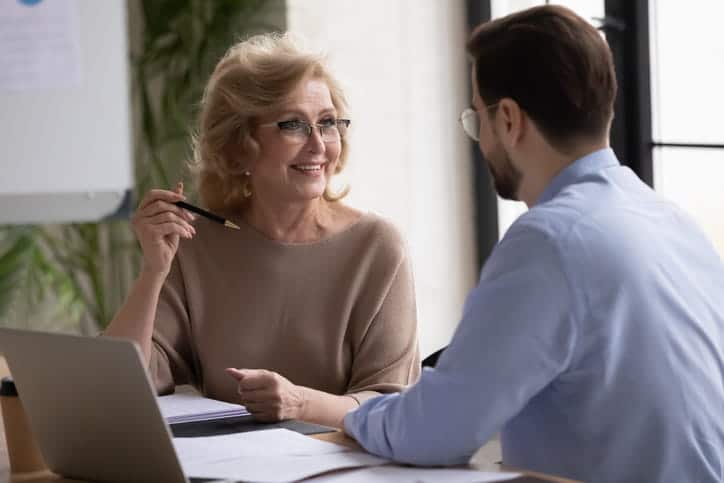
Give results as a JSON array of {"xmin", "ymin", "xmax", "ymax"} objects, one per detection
[
  {"xmin": 158, "ymin": 385, "xmax": 249, "ymax": 423},
  {"xmin": 172, "ymin": 429, "xmax": 388, "ymax": 482},
  {"xmin": 173, "ymin": 428, "xmax": 350, "ymax": 463},
  {"xmin": 307, "ymin": 465, "xmax": 522, "ymax": 482},
  {"xmin": 183, "ymin": 452, "xmax": 388, "ymax": 483},
  {"xmin": 0, "ymin": 0, "xmax": 82, "ymax": 90}
]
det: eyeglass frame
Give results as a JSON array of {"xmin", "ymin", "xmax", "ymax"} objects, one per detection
[
  {"xmin": 258, "ymin": 118, "xmax": 351, "ymax": 144},
  {"xmin": 459, "ymin": 102, "xmax": 500, "ymax": 142}
]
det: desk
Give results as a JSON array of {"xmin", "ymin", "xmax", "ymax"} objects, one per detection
[{"xmin": 0, "ymin": 360, "xmax": 578, "ymax": 483}]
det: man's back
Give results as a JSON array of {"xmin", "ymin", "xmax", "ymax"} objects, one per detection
[{"xmin": 503, "ymin": 150, "xmax": 724, "ymax": 482}]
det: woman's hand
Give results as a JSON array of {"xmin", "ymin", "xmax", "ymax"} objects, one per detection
[
  {"xmin": 225, "ymin": 368, "xmax": 306, "ymax": 422},
  {"xmin": 132, "ymin": 182, "xmax": 196, "ymax": 278}
]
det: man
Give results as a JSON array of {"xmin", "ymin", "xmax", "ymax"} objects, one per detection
[{"xmin": 344, "ymin": 5, "xmax": 724, "ymax": 483}]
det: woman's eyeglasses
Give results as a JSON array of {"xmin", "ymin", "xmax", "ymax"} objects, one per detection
[{"xmin": 259, "ymin": 118, "xmax": 351, "ymax": 144}]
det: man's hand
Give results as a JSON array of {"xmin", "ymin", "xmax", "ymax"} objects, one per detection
[{"xmin": 225, "ymin": 368, "xmax": 306, "ymax": 422}]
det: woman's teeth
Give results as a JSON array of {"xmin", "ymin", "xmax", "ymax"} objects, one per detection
[{"xmin": 292, "ymin": 164, "xmax": 323, "ymax": 172}]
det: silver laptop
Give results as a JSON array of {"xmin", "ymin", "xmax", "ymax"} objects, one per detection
[{"xmin": 0, "ymin": 327, "xmax": 193, "ymax": 482}]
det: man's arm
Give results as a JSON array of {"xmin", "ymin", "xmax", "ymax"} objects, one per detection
[{"xmin": 344, "ymin": 228, "xmax": 579, "ymax": 465}]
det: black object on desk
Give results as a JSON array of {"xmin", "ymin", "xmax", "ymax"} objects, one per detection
[{"xmin": 170, "ymin": 414, "xmax": 336, "ymax": 438}]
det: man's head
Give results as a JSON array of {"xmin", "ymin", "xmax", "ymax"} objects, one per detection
[{"xmin": 465, "ymin": 5, "xmax": 617, "ymax": 202}]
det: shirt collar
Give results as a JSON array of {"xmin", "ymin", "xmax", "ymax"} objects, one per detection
[{"xmin": 535, "ymin": 147, "xmax": 620, "ymax": 205}]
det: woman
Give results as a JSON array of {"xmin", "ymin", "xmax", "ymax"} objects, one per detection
[{"xmin": 105, "ymin": 33, "xmax": 420, "ymax": 428}]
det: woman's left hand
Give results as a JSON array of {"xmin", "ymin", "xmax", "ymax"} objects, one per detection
[{"xmin": 225, "ymin": 368, "xmax": 306, "ymax": 422}]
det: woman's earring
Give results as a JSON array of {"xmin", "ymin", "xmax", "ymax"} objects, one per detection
[{"xmin": 242, "ymin": 171, "xmax": 252, "ymax": 198}]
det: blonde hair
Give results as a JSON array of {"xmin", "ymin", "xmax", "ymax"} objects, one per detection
[{"xmin": 191, "ymin": 32, "xmax": 350, "ymax": 213}]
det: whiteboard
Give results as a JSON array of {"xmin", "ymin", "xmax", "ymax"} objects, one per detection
[{"xmin": 0, "ymin": 0, "xmax": 132, "ymax": 224}]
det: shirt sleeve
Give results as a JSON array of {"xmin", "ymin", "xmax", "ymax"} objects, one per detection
[
  {"xmin": 344, "ymin": 227, "xmax": 578, "ymax": 465},
  {"xmin": 148, "ymin": 257, "xmax": 199, "ymax": 395},
  {"xmin": 345, "ymin": 253, "xmax": 421, "ymax": 405}
]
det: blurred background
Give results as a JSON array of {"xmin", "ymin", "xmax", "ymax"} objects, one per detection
[{"xmin": 0, "ymin": 0, "xmax": 722, "ymax": 360}]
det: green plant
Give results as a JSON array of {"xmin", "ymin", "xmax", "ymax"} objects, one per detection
[{"xmin": 0, "ymin": 0, "xmax": 281, "ymax": 333}]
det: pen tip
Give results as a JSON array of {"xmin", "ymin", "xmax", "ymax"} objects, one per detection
[{"xmin": 225, "ymin": 221, "xmax": 241, "ymax": 230}]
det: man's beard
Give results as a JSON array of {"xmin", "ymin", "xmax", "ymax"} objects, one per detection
[{"xmin": 485, "ymin": 141, "xmax": 522, "ymax": 201}]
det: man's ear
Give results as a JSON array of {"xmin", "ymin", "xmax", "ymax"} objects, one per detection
[{"xmin": 496, "ymin": 98, "xmax": 526, "ymax": 148}]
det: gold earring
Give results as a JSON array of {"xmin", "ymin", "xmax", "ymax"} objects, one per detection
[{"xmin": 242, "ymin": 171, "xmax": 252, "ymax": 198}]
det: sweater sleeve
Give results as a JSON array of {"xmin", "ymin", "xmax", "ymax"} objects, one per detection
[
  {"xmin": 346, "ymin": 252, "xmax": 421, "ymax": 404},
  {"xmin": 148, "ymin": 257, "xmax": 198, "ymax": 395}
]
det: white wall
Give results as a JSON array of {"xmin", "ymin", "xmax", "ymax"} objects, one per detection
[{"xmin": 286, "ymin": 0, "xmax": 477, "ymax": 357}]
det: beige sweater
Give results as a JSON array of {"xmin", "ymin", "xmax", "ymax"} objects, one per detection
[{"xmin": 149, "ymin": 212, "xmax": 420, "ymax": 405}]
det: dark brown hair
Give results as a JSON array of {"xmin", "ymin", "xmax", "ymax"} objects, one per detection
[{"xmin": 467, "ymin": 5, "xmax": 617, "ymax": 151}]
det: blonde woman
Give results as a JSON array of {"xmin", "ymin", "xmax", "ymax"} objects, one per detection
[{"xmin": 105, "ymin": 33, "xmax": 420, "ymax": 428}]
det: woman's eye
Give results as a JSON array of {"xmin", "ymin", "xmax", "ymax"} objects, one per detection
[
  {"xmin": 318, "ymin": 118, "xmax": 336, "ymax": 127},
  {"xmin": 279, "ymin": 120, "xmax": 304, "ymax": 131}
]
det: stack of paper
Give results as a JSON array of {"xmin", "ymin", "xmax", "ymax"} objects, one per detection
[{"xmin": 157, "ymin": 385, "xmax": 249, "ymax": 424}]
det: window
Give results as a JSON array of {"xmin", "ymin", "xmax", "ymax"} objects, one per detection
[{"xmin": 650, "ymin": 1, "xmax": 724, "ymax": 254}]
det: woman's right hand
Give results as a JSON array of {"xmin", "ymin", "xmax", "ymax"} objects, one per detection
[{"xmin": 131, "ymin": 182, "xmax": 196, "ymax": 278}]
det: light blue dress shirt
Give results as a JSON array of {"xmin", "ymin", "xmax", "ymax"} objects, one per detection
[{"xmin": 345, "ymin": 148, "xmax": 724, "ymax": 483}]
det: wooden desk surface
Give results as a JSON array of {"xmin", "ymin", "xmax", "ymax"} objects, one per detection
[{"xmin": 0, "ymin": 359, "xmax": 578, "ymax": 483}]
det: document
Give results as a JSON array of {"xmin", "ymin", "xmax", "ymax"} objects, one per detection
[
  {"xmin": 173, "ymin": 428, "xmax": 388, "ymax": 482},
  {"xmin": 173, "ymin": 428, "xmax": 349, "ymax": 462},
  {"xmin": 157, "ymin": 385, "xmax": 249, "ymax": 424},
  {"xmin": 0, "ymin": 0, "xmax": 82, "ymax": 90},
  {"xmin": 184, "ymin": 452, "xmax": 387, "ymax": 482},
  {"xmin": 308, "ymin": 466, "xmax": 522, "ymax": 482}
]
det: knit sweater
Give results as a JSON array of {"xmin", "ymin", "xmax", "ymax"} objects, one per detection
[{"xmin": 149, "ymin": 212, "xmax": 420, "ymax": 405}]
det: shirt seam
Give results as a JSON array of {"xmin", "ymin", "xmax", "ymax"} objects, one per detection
[{"xmin": 545, "ymin": 231, "xmax": 582, "ymax": 371}]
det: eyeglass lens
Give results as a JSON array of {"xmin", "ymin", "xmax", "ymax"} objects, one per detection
[
  {"xmin": 278, "ymin": 120, "xmax": 349, "ymax": 143},
  {"xmin": 460, "ymin": 109, "xmax": 480, "ymax": 141}
]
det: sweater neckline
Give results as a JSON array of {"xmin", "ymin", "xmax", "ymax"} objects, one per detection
[{"xmin": 229, "ymin": 211, "xmax": 375, "ymax": 248}]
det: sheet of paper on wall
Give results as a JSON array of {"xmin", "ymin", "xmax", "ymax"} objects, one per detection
[
  {"xmin": 0, "ymin": 0, "xmax": 82, "ymax": 90},
  {"xmin": 307, "ymin": 465, "xmax": 522, "ymax": 482},
  {"xmin": 157, "ymin": 385, "xmax": 250, "ymax": 424},
  {"xmin": 173, "ymin": 428, "xmax": 389, "ymax": 482}
]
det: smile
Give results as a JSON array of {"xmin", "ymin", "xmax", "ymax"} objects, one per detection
[{"xmin": 291, "ymin": 163, "xmax": 326, "ymax": 174}]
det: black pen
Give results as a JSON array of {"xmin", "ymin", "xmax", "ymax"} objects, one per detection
[{"xmin": 174, "ymin": 200, "xmax": 240, "ymax": 230}]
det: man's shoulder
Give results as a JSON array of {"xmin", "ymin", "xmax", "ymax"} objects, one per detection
[
  {"xmin": 518, "ymin": 170, "xmax": 643, "ymax": 244},
  {"xmin": 508, "ymin": 201, "xmax": 580, "ymax": 247}
]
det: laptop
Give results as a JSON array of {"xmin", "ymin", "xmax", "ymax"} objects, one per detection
[{"xmin": 0, "ymin": 327, "xmax": 207, "ymax": 482}]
